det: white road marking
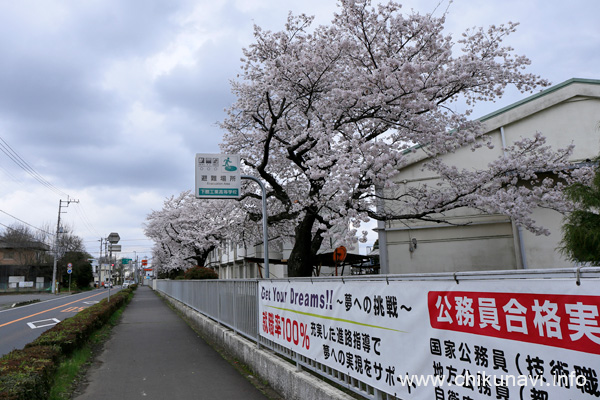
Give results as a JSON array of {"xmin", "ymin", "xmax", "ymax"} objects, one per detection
[{"xmin": 27, "ymin": 318, "xmax": 61, "ymax": 329}]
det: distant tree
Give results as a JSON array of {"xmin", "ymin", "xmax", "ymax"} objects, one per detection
[
  {"xmin": 149, "ymin": 244, "xmax": 170, "ymax": 278},
  {"xmin": 560, "ymin": 159, "xmax": 600, "ymax": 265},
  {"xmin": 0, "ymin": 223, "xmax": 50, "ymax": 266},
  {"xmin": 157, "ymin": 266, "xmax": 184, "ymax": 280},
  {"xmin": 222, "ymin": 0, "xmax": 583, "ymax": 276},
  {"xmin": 61, "ymin": 251, "xmax": 94, "ymax": 289},
  {"xmin": 56, "ymin": 224, "xmax": 86, "ymax": 259},
  {"xmin": 0, "ymin": 224, "xmax": 33, "ymax": 245},
  {"xmin": 75, "ymin": 263, "xmax": 94, "ymax": 288},
  {"xmin": 183, "ymin": 266, "xmax": 218, "ymax": 280},
  {"xmin": 52, "ymin": 227, "xmax": 91, "ymax": 286}
]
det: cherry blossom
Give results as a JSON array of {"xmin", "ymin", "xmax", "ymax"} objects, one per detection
[
  {"xmin": 144, "ymin": 191, "xmax": 247, "ymax": 273},
  {"xmin": 221, "ymin": 0, "xmax": 587, "ymax": 276}
]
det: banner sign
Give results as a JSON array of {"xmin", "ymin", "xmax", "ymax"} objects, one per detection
[{"xmin": 258, "ymin": 279, "xmax": 600, "ymax": 399}]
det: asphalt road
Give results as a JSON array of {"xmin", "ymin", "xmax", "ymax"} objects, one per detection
[{"xmin": 0, "ymin": 289, "xmax": 111, "ymax": 357}]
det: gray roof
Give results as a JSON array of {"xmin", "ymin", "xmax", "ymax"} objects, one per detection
[
  {"xmin": 478, "ymin": 78, "xmax": 600, "ymax": 123},
  {"xmin": 0, "ymin": 240, "xmax": 50, "ymax": 251}
]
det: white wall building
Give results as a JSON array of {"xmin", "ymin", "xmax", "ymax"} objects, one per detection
[
  {"xmin": 97, "ymin": 263, "xmax": 112, "ymax": 286},
  {"xmin": 206, "ymin": 239, "xmax": 289, "ymax": 279},
  {"xmin": 206, "ymin": 236, "xmax": 361, "ymax": 279},
  {"xmin": 378, "ymin": 78, "xmax": 600, "ymax": 273}
]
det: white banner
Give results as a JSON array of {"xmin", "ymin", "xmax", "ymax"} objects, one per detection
[{"xmin": 258, "ymin": 279, "xmax": 600, "ymax": 399}]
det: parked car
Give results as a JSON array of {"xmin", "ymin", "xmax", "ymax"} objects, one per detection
[{"xmin": 123, "ymin": 280, "xmax": 134, "ymax": 288}]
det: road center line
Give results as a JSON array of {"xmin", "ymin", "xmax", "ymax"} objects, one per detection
[{"xmin": 0, "ymin": 291, "xmax": 106, "ymax": 328}]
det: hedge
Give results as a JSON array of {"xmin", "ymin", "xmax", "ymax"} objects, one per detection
[{"xmin": 0, "ymin": 285, "xmax": 136, "ymax": 399}]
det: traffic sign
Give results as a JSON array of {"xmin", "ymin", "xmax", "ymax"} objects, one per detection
[
  {"xmin": 67, "ymin": 263, "xmax": 73, "ymax": 274},
  {"xmin": 107, "ymin": 232, "xmax": 120, "ymax": 244},
  {"xmin": 333, "ymin": 246, "xmax": 347, "ymax": 263},
  {"xmin": 122, "ymin": 258, "xmax": 131, "ymax": 264},
  {"xmin": 109, "ymin": 244, "xmax": 121, "ymax": 252},
  {"xmin": 195, "ymin": 154, "xmax": 241, "ymax": 199}
]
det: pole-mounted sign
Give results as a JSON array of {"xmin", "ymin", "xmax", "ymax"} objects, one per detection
[
  {"xmin": 109, "ymin": 244, "xmax": 121, "ymax": 252},
  {"xmin": 194, "ymin": 153, "xmax": 270, "ymax": 278},
  {"xmin": 107, "ymin": 232, "xmax": 120, "ymax": 244},
  {"xmin": 333, "ymin": 246, "xmax": 347, "ymax": 263},
  {"xmin": 107, "ymin": 232, "xmax": 119, "ymax": 302},
  {"xmin": 195, "ymin": 154, "xmax": 241, "ymax": 199}
]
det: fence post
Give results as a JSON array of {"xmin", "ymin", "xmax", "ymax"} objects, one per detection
[
  {"xmin": 295, "ymin": 352, "xmax": 302, "ymax": 372},
  {"xmin": 233, "ymin": 282, "xmax": 237, "ymax": 334},
  {"xmin": 218, "ymin": 280, "xmax": 222, "ymax": 325},
  {"xmin": 256, "ymin": 280, "xmax": 261, "ymax": 349}
]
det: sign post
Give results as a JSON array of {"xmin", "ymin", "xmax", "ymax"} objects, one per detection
[
  {"xmin": 240, "ymin": 175, "xmax": 269, "ymax": 278},
  {"xmin": 67, "ymin": 263, "xmax": 72, "ymax": 293},
  {"xmin": 107, "ymin": 232, "xmax": 120, "ymax": 302},
  {"xmin": 195, "ymin": 154, "xmax": 270, "ymax": 278}
]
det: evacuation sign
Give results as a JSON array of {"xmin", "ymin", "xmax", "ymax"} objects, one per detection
[{"xmin": 195, "ymin": 153, "xmax": 241, "ymax": 199}]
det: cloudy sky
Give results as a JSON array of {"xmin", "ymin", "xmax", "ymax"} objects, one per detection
[{"xmin": 0, "ymin": 0, "xmax": 598, "ymax": 262}]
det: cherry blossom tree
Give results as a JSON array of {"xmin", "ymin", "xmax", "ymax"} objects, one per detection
[
  {"xmin": 144, "ymin": 191, "xmax": 248, "ymax": 273},
  {"xmin": 221, "ymin": 0, "xmax": 587, "ymax": 277}
]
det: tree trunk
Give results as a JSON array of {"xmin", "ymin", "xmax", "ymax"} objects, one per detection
[
  {"xmin": 287, "ymin": 210, "xmax": 324, "ymax": 277},
  {"xmin": 190, "ymin": 247, "xmax": 212, "ymax": 267}
]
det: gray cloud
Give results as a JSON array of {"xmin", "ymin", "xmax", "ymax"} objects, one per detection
[{"xmin": 0, "ymin": 0, "xmax": 598, "ymax": 258}]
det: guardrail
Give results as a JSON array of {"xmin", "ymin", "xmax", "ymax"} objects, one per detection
[{"xmin": 155, "ymin": 267, "xmax": 600, "ymax": 400}]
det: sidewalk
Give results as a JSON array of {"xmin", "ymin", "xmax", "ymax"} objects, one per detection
[{"xmin": 74, "ymin": 286, "xmax": 268, "ymax": 399}]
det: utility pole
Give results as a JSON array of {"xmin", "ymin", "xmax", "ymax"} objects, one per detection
[
  {"xmin": 51, "ymin": 198, "xmax": 79, "ymax": 294},
  {"xmin": 98, "ymin": 237, "xmax": 104, "ymax": 287}
]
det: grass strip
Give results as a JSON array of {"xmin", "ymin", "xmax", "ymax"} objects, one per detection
[{"xmin": 47, "ymin": 294, "xmax": 130, "ymax": 400}]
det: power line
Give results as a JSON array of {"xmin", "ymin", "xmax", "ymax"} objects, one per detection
[
  {"xmin": 0, "ymin": 136, "xmax": 69, "ymax": 198},
  {"xmin": 72, "ymin": 203, "xmax": 102, "ymax": 237},
  {"xmin": 0, "ymin": 162, "xmax": 23, "ymax": 185},
  {"xmin": 0, "ymin": 209, "xmax": 55, "ymax": 236}
]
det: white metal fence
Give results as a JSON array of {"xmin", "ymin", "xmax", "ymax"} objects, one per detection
[
  {"xmin": 155, "ymin": 279, "xmax": 258, "ymax": 341},
  {"xmin": 155, "ymin": 267, "xmax": 600, "ymax": 400}
]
